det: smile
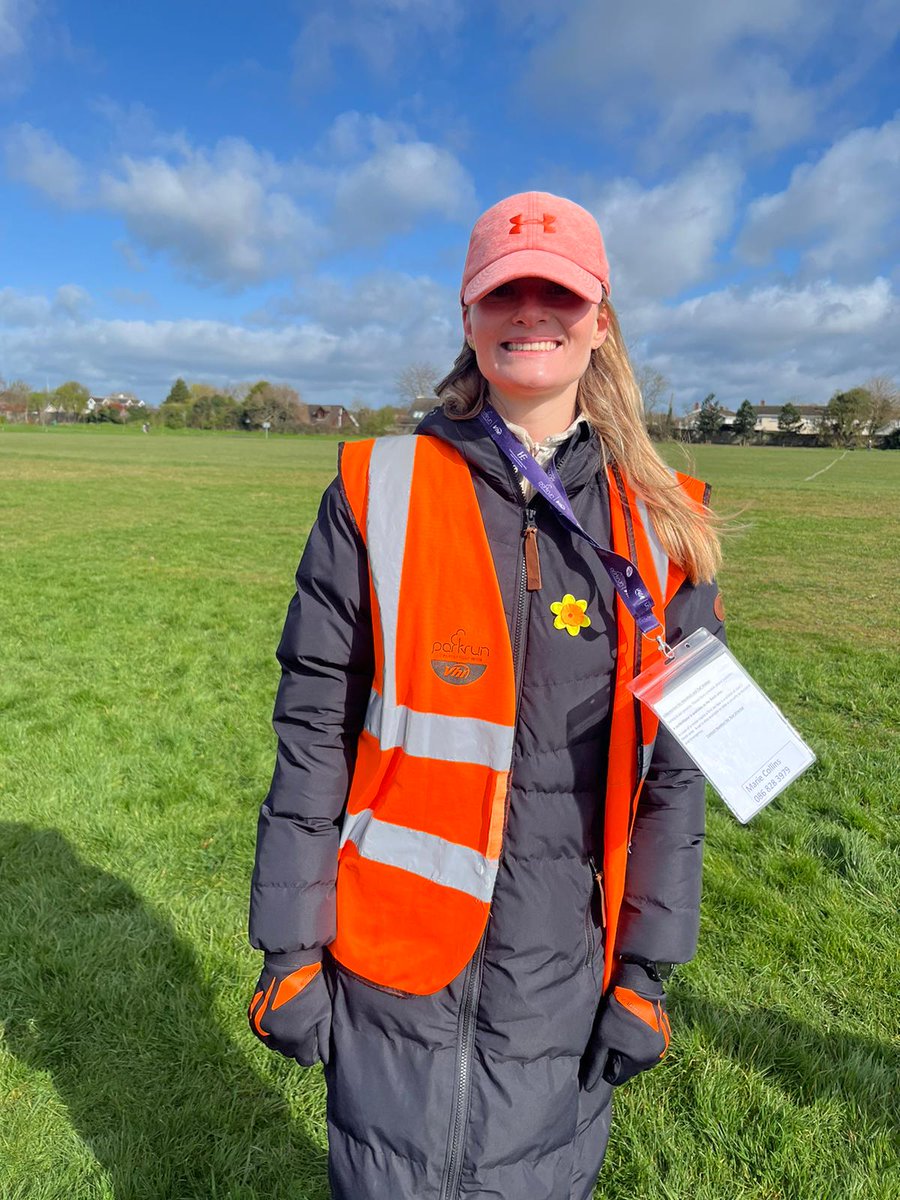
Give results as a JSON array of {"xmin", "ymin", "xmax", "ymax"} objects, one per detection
[{"xmin": 501, "ymin": 341, "xmax": 561, "ymax": 352}]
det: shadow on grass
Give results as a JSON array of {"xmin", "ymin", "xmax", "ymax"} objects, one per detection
[
  {"xmin": 675, "ymin": 984, "xmax": 897, "ymax": 1137},
  {"xmin": 0, "ymin": 822, "xmax": 330, "ymax": 1200}
]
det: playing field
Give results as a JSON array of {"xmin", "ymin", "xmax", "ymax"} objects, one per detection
[{"xmin": 1, "ymin": 427, "xmax": 897, "ymax": 1200}]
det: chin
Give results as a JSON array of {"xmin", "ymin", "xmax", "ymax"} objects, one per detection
[{"xmin": 490, "ymin": 375, "xmax": 578, "ymax": 400}]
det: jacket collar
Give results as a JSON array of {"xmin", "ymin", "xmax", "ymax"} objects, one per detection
[{"xmin": 416, "ymin": 406, "xmax": 602, "ymax": 506}]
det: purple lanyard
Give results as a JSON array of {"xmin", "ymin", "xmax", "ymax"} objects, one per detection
[{"xmin": 477, "ymin": 402, "xmax": 663, "ymax": 638}]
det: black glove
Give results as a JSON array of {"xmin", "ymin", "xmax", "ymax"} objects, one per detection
[
  {"xmin": 581, "ymin": 961, "xmax": 671, "ymax": 1091},
  {"xmin": 248, "ymin": 951, "xmax": 332, "ymax": 1066}
]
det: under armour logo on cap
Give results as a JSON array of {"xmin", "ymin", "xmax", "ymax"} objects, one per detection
[{"xmin": 509, "ymin": 213, "xmax": 556, "ymax": 235}]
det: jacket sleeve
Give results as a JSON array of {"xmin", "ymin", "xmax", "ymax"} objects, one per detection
[
  {"xmin": 249, "ymin": 472, "xmax": 374, "ymax": 956},
  {"xmin": 613, "ymin": 577, "xmax": 726, "ymax": 965}
]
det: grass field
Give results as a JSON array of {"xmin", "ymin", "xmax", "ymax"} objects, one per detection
[{"xmin": 1, "ymin": 427, "xmax": 897, "ymax": 1200}]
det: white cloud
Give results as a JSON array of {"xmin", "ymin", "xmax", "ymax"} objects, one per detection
[
  {"xmin": 4, "ymin": 114, "xmax": 476, "ymax": 290},
  {"xmin": 0, "ymin": 283, "xmax": 90, "ymax": 325},
  {"xmin": 53, "ymin": 283, "xmax": 91, "ymax": 318},
  {"xmin": 517, "ymin": 0, "xmax": 895, "ymax": 156},
  {"xmin": 333, "ymin": 136, "xmax": 476, "ymax": 241},
  {"xmin": 739, "ymin": 114, "xmax": 900, "ymax": 279},
  {"xmin": 98, "ymin": 138, "xmax": 322, "ymax": 287},
  {"xmin": 0, "ymin": 0, "xmax": 34, "ymax": 59},
  {"xmin": 300, "ymin": 112, "xmax": 477, "ymax": 240},
  {"xmin": 4, "ymin": 123, "xmax": 84, "ymax": 204},
  {"xmin": 0, "ymin": 274, "xmax": 463, "ymax": 405},
  {"xmin": 293, "ymin": 0, "xmax": 465, "ymax": 89},
  {"xmin": 588, "ymin": 157, "xmax": 742, "ymax": 302},
  {"xmin": 626, "ymin": 277, "xmax": 897, "ymax": 406},
  {"xmin": 0, "ymin": 285, "xmax": 49, "ymax": 325},
  {"xmin": 256, "ymin": 269, "xmax": 455, "ymax": 329}
]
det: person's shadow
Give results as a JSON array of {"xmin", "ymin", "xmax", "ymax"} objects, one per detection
[{"xmin": 0, "ymin": 822, "xmax": 330, "ymax": 1199}]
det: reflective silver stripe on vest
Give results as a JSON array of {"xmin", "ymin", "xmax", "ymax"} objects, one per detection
[
  {"xmin": 364, "ymin": 690, "xmax": 513, "ymax": 771},
  {"xmin": 640, "ymin": 739, "xmax": 657, "ymax": 783},
  {"xmin": 340, "ymin": 808, "xmax": 497, "ymax": 903},
  {"xmin": 635, "ymin": 496, "xmax": 669, "ymax": 601},
  {"xmin": 364, "ymin": 436, "xmax": 514, "ymax": 771},
  {"xmin": 367, "ymin": 436, "xmax": 417, "ymax": 716}
]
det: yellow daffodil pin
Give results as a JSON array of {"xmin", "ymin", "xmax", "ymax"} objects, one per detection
[{"xmin": 550, "ymin": 593, "xmax": 591, "ymax": 637}]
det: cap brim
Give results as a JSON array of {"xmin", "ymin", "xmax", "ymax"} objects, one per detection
[{"xmin": 462, "ymin": 249, "xmax": 606, "ymax": 305}]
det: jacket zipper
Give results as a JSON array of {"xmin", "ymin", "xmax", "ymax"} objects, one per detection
[
  {"xmin": 590, "ymin": 854, "xmax": 607, "ymax": 930},
  {"xmin": 440, "ymin": 502, "xmax": 532, "ymax": 1200},
  {"xmin": 439, "ymin": 931, "xmax": 487, "ymax": 1200},
  {"xmin": 582, "ymin": 872, "xmax": 595, "ymax": 969},
  {"xmin": 583, "ymin": 855, "xmax": 607, "ymax": 969}
]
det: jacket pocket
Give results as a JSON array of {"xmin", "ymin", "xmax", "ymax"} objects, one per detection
[{"xmin": 583, "ymin": 858, "xmax": 602, "ymax": 969}]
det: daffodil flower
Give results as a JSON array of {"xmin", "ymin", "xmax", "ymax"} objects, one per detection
[{"xmin": 550, "ymin": 593, "xmax": 591, "ymax": 636}]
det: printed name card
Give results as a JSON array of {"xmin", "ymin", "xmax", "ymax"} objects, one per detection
[{"xmin": 629, "ymin": 628, "xmax": 815, "ymax": 823}]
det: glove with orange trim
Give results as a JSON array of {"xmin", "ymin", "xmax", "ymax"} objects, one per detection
[
  {"xmin": 248, "ymin": 951, "xmax": 332, "ymax": 1066},
  {"xmin": 581, "ymin": 962, "xmax": 671, "ymax": 1090}
]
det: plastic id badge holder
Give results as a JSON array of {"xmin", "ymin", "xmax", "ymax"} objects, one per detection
[{"xmin": 629, "ymin": 628, "xmax": 815, "ymax": 823}]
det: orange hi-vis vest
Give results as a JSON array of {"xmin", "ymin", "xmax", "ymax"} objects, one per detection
[{"xmin": 331, "ymin": 433, "xmax": 709, "ymax": 996}]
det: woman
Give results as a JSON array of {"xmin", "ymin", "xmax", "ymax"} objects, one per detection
[{"xmin": 247, "ymin": 191, "xmax": 725, "ymax": 1200}]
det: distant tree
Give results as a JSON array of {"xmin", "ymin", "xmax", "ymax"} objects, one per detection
[
  {"xmin": 646, "ymin": 401, "xmax": 678, "ymax": 441},
  {"xmin": 29, "ymin": 391, "xmax": 48, "ymax": 425},
  {"xmin": 635, "ymin": 364, "xmax": 669, "ymax": 412},
  {"xmin": 695, "ymin": 393, "xmax": 724, "ymax": 443},
  {"xmin": 188, "ymin": 381, "xmax": 218, "ymax": 402},
  {"xmin": 861, "ymin": 375, "xmax": 899, "ymax": 443},
  {"xmin": 732, "ymin": 399, "xmax": 757, "ymax": 445},
  {"xmin": 396, "ymin": 362, "xmax": 440, "ymax": 407},
  {"xmin": 663, "ymin": 401, "xmax": 675, "ymax": 439},
  {"xmin": 54, "ymin": 380, "xmax": 90, "ymax": 419},
  {"xmin": 161, "ymin": 403, "xmax": 188, "ymax": 429},
  {"xmin": 224, "ymin": 381, "xmax": 253, "ymax": 404},
  {"xmin": 822, "ymin": 387, "xmax": 870, "ymax": 447},
  {"xmin": 0, "ymin": 379, "xmax": 32, "ymax": 421},
  {"xmin": 241, "ymin": 381, "xmax": 307, "ymax": 431},
  {"xmin": 99, "ymin": 402, "xmax": 128, "ymax": 425},
  {"xmin": 636, "ymin": 365, "xmax": 675, "ymax": 440},
  {"xmin": 164, "ymin": 377, "xmax": 190, "ymax": 406},
  {"xmin": 777, "ymin": 401, "xmax": 804, "ymax": 440},
  {"xmin": 188, "ymin": 393, "xmax": 240, "ymax": 431},
  {"xmin": 352, "ymin": 405, "xmax": 400, "ymax": 437}
]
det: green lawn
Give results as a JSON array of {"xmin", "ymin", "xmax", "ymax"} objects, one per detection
[{"xmin": 1, "ymin": 429, "xmax": 897, "ymax": 1200}]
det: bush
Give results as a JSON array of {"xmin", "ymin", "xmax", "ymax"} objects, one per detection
[{"xmin": 162, "ymin": 404, "xmax": 188, "ymax": 430}]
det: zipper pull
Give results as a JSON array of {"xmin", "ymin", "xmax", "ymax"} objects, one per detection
[
  {"xmin": 589, "ymin": 855, "xmax": 607, "ymax": 929},
  {"xmin": 523, "ymin": 509, "xmax": 542, "ymax": 592}
]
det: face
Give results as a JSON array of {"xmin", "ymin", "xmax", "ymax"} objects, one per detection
[{"xmin": 463, "ymin": 277, "xmax": 609, "ymax": 411}]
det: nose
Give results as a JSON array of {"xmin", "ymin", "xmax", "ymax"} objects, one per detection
[{"xmin": 511, "ymin": 285, "xmax": 548, "ymax": 326}]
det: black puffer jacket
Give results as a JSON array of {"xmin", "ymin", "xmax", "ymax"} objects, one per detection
[{"xmin": 249, "ymin": 410, "xmax": 724, "ymax": 1200}]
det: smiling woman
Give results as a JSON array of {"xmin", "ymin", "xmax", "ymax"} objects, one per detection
[
  {"xmin": 463, "ymin": 277, "xmax": 609, "ymax": 435},
  {"xmin": 247, "ymin": 190, "xmax": 727, "ymax": 1200}
]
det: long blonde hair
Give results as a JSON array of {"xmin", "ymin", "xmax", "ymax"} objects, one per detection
[{"xmin": 435, "ymin": 301, "xmax": 722, "ymax": 584}]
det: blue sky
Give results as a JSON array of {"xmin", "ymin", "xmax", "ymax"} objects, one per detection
[{"xmin": 1, "ymin": 0, "xmax": 898, "ymax": 410}]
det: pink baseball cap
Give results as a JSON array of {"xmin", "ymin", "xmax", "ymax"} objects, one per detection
[{"xmin": 461, "ymin": 191, "xmax": 610, "ymax": 306}]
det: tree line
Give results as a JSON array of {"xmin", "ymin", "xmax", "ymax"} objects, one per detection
[
  {"xmin": 0, "ymin": 379, "xmax": 141, "ymax": 424},
  {"xmin": 678, "ymin": 380, "xmax": 899, "ymax": 448},
  {"xmin": 155, "ymin": 378, "xmax": 421, "ymax": 437},
  {"xmin": 0, "ymin": 376, "xmax": 412, "ymax": 437},
  {"xmin": 2, "ymin": 364, "xmax": 897, "ymax": 447}
]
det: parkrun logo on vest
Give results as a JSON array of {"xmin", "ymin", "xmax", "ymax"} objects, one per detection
[{"xmin": 430, "ymin": 628, "xmax": 490, "ymax": 686}]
